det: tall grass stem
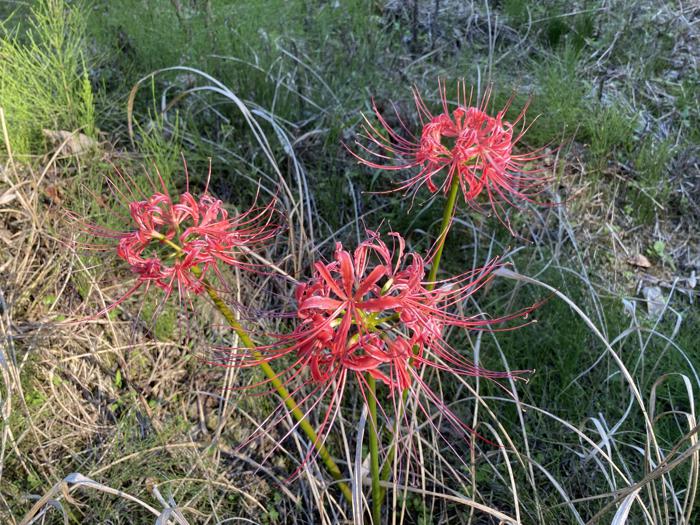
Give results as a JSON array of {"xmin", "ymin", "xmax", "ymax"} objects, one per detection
[{"xmin": 367, "ymin": 373, "xmax": 381, "ymax": 523}]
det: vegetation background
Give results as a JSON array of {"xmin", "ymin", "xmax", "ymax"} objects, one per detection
[{"xmin": 0, "ymin": 0, "xmax": 698, "ymax": 523}]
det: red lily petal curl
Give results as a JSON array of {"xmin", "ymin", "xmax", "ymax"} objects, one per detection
[
  {"xmin": 210, "ymin": 230, "xmax": 538, "ymax": 481},
  {"xmin": 67, "ymin": 162, "xmax": 281, "ymax": 316},
  {"xmin": 351, "ymin": 80, "xmax": 556, "ymax": 234}
]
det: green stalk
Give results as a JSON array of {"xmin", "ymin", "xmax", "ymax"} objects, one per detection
[
  {"xmin": 427, "ymin": 173, "xmax": 462, "ymax": 287},
  {"xmin": 367, "ymin": 374, "xmax": 381, "ymax": 524},
  {"xmin": 378, "ymin": 174, "xmax": 462, "ymax": 495},
  {"xmin": 190, "ymin": 266, "xmax": 353, "ymax": 504}
]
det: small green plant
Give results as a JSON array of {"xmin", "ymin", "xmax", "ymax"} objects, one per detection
[
  {"xmin": 502, "ymin": 0, "xmax": 530, "ymax": 26},
  {"xmin": 586, "ymin": 104, "xmax": 638, "ymax": 171},
  {"xmin": 114, "ymin": 368, "xmax": 123, "ymax": 389},
  {"xmin": 528, "ymin": 46, "xmax": 588, "ymax": 145},
  {"xmin": 649, "ymin": 240, "xmax": 676, "ymax": 270},
  {"xmin": 261, "ymin": 492, "xmax": 283, "ymax": 523},
  {"xmin": 140, "ymin": 295, "xmax": 179, "ymax": 341},
  {"xmin": 630, "ymin": 136, "xmax": 674, "ymax": 222},
  {"xmin": 130, "ymin": 78, "xmax": 183, "ymax": 186},
  {"xmin": 25, "ymin": 388, "xmax": 47, "ymax": 409},
  {"xmin": 0, "ymin": 0, "xmax": 95, "ymax": 156}
]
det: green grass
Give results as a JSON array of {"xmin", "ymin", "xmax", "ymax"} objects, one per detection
[
  {"xmin": 0, "ymin": 0, "xmax": 95, "ymax": 156},
  {"xmin": 84, "ymin": 0, "xmax": 411, "ymax": 231},
  {"xmin": 473, "ymin": 259, "xmax": 700, "ymax": 522},
  {"xmin": 631, "ymin": 136, "xmax": 676, "ymax": 223},
  {"xmin": 520, "ymin": 46, "xmax": 589, "ymax": 147},
  {"xmin": 80, "ymin": 0, "xmax": 698, "ymax": 229},
  {"xmin": 587, "ymin": 104, "xmax": 639, "ymax": 171}
]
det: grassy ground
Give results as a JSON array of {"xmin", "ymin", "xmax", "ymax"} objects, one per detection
[{"xmin": 1, "ymin": 0, "xmax": 699, "ymax": 523}]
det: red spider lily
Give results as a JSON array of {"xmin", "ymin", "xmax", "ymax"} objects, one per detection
[
  {"xmin": 222, "ymin": 231, "xmax": 533, "ymax": 466},
  {"xmin": 352, "ymin": 80, "xmax": 551, "ymax": 232},
  {"xmin": 68, "ymin": 164, "xmax": 279, "ymax": 316}
]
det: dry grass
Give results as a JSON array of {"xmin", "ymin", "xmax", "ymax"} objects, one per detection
[
  {"xmin": 2, "ymin": 1, "xmax": 699, "ymax": 524},
  {"xmin": 0, "ymin": 117, "xmax": 322, "ymax": 524},
  {"xmin": 2, "ymin": 77, "xmax": 699, "ymax": 523}
]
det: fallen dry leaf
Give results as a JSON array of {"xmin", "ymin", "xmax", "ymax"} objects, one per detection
[
  {"xmin": 0, "ymin": 191, "xmax": 17, "ymax": 206},
  {"xmin": 44, "ymin": 184, "xmax": 63, "ymax": 205},
  {"xmin": 627, "ymin": 254, "xmax": 651, "ymax": 268},
  {"xmin": 42, "ymin": 129, "xmax": 98, "ymax": 155}
]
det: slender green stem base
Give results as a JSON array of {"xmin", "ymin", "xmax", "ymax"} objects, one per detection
[
  {"xmin": 367, "ymin": 374, "xmax": 381, "ymax": 523},
  {"xmin": 379, "ymin": 174, "xmax": 462, "ymax": 497},
  {"xmin": 194, "ymin": 268, "xmax": 353, "ymax": 504},
  {"xmin": 427, "ymin": 173, "xmax": 462, "ymax": 286}
]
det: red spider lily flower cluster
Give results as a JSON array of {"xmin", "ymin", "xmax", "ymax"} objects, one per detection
[
  {"xmin": 353, "ymin": 80, "xmax": 550, "ymax": 232},
  {"xmin": 285, "ymin": 231, "xmax": 524, "ymax": 389},
  {"xmin": 234, "ymin": 231, "xmax": 530, "ymax": 444},
  {"xmin": 71, "ymin": 170, "xmax": 279, "ymax": 313},
  {"xmin": 117, "ymin": 191, "xmax": 277, "ymax": 293}
]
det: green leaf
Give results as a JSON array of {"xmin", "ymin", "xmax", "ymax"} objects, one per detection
[
  {"xmin": 653, "ymin": 240, "xmax": 665, "ymax": 257},
  {"xmin": 42, "ymin": 294, "xmax": 56, "ymax": 306}
]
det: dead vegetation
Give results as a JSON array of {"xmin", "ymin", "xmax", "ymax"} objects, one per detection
[
  {"xmin": 0, "ymin": 134, "xmax": 311, "ymax": 524},
  {"xmin": 1, "ymin": 1, "xmax": 699, "ymax": 524}
]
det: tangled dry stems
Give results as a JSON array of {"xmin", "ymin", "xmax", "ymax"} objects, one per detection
[{"xmin": 0, "ymin": 135, "xmax": 324, "ymax": 523}]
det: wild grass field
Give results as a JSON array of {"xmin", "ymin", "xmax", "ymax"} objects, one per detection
[{"xmin": 1, "ymin": 0, "xmax": 699, "ymax": 523}]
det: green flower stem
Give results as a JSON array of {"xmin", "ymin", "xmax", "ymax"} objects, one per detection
[
  {"xmin": 379, "ymin": 173, "xmax": 462, "ymax": 497},
  {"xmin": 189, "ymin": 265, "xmax": 353, "ymax": 504},
  {"xmin": 427, "ymin": 173, "xmax": 462, "ymax": 287},
  {"xmin": 367, "ymin": 373, "xmax": 381, "ymax": 524}
]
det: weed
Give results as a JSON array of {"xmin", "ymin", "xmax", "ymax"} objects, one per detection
[
  {"xmin": 528, "ymin": 46, "xmax": 589, "ymax": 145},
  {"xmin": 0, "ymin": 0, "xmax": 95, "ymax": 156},
  {"xmin": 648, "ymin": 240, "xmax": 676, "ymax": 271},
  {"xmin": 631, "ymin": 136, "xmax": 675, "ymax": 222},
  {"xmin": 586, "ymin": 103, "xmax": 638, "ymax": 171}
]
